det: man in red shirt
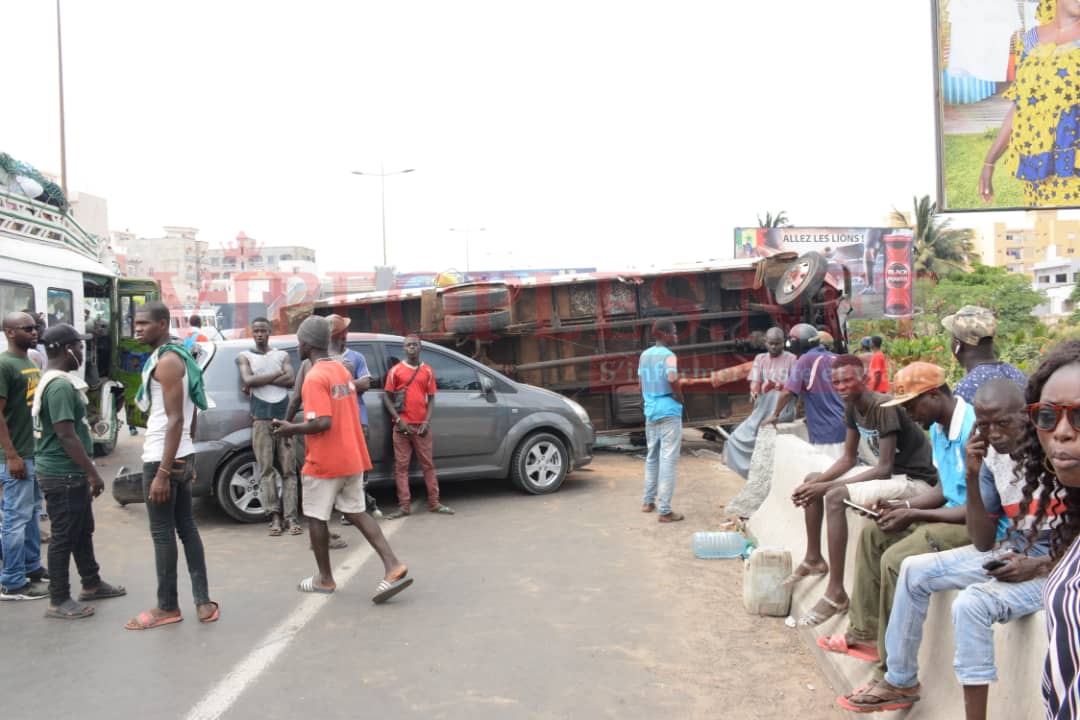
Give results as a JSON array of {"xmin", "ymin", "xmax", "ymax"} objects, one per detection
[
  {"xmin": 382, "ymin": 335, "xmax": 453, "ymax": 518},
  {"xmin": 868, "ymin": 336, "xmax": 890, "ymax": 394},
  {"xmin": 273, "ymin": 316, "xmax": 411, "ymax": 603}
]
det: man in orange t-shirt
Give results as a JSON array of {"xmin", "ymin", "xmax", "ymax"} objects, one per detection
[
  {"xmin": 273, "ymin": 316, "xmax": 412, "ymax": 603},
  {"xmin": 381, "ymin": 334, "xmax": 453, "ymax": 518},
  {"xmin": 868, "ymin": 336, "xmax": 890, "ymax": 394}
]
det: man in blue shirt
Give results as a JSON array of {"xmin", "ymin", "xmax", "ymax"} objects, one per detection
[
  {"xmin": 637, "ymin": 318, "xmax": 684, "ymax": 523},
  {"xmin": 943, "ymin": 306, "xmax": 1026, "ymax": 403},
  {"xmin": 769, "ymin": 324, "xmax": 847, "ymax": 459}
]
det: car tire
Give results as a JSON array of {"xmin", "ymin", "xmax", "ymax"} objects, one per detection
[
  {"xmin": 774, "ymin": 251, "xmax": 827, "ymax": 306},
  {"xmin": 215, "ymin": 450, "xmax": 269, "ymax": 523},
  {"xmin": 510, "ymin": 432, "xmax": 569, "ymax": 495},
  {"xmin": 443, "ymin": 309, "xmax": 511, "ymax": 334},
  {"xmin": 92, "ymin": 439, "xmax": 115, "ymax": 458},
  {"xmin": 441, "ymin": 283, "xmax": 511, "ymax": 314}
]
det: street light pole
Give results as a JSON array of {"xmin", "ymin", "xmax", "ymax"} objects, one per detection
[
  {"xmin": 449, "ymin": 227, "xmax": 486, "ymax": 273},
  {"xmin": 56, "ymin": 0, "xmax": 68, "ymax": 199},
  {"xmin": 352, "ymin": 166, "xmax": 415, "ymax": 266}
]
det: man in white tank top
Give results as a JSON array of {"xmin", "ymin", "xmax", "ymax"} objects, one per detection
[{"xmin": 125, "ymin": 302, "xmax": 218, "ymax": 630}]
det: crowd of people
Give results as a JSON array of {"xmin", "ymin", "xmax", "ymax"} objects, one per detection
[{"xmin": 0, "ymin": 304, "xmax": 466, "ymax": 626}]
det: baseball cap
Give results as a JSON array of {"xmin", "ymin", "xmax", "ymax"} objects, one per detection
[
  {"xmin": 41, "ymin": 323, "xmax": 90, "ymax": 349},
  {"xmin": 881, "ymin": 362, "xmax": 947, "ymax": 407},
  {"xmin": 941, "ymin": 306, "xmax": 997, "ymax": 346},
  {"xmin": 328, "ymin": 314, "xmax": 351, "ymax": 338}
]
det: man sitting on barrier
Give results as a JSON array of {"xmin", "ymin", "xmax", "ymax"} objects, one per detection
[
  {"xmin": 815, "ymin": 362, "xmax": 973, "ymax": 672},
  {"xmin": 785, "ymin": 355, "xmax": 939, "ymax": 627},
  {"xmin": 839, "ymin": 378, "xmax": 1057, "ymax": 715}
]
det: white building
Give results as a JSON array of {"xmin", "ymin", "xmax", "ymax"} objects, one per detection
[{"xmin": 1032, "ymin": 246, "xmax": 1080, "ymax": 323}]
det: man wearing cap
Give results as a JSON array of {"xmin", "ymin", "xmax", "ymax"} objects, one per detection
[
  {"xmin": 943, "ymin": 306, "xmax": 1026, "ymax": 403},
  {"xmin": 236, "ymin": 317, "xmax": 298, "ymax": 536},
  {"xmin": 769, "ymin": 323, "xmax": 847, "ymax": 460},
  {"xmin": 327, "ymin": 315, "xmax": 380, "ymax": 520},
  {"xmin": 273, "ymin": 316, "xmax": 412, "ymax": 603},
  {"xmin": 0, "ymin": 311, "xmax": 46, "ymax": 600},
  {"xmin": 823, "ymin": 362, "xmax": 974, "ymax": 710},
  {"xmin": 32, "ymin": 324, "xmax": 126, "ymax": 619}
]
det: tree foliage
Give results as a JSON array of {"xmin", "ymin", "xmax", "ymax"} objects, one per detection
[
  {"xmin": 891, "ymin": 195, "xmax": 977, "ymax": 276},
  {"xmin": 757, "ymin": 211, "xmax": 790, "ymax": 228},
  {"xmin": 922, "ymin": 264, "xmax": 1046, "ymax": 336}
]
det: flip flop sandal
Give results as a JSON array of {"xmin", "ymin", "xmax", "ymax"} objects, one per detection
[
  {"xmin": 79, "ymin": 581, "xmax": 127, "ymax": 602},
  {"xmin": 198, "ymin": 601, "xmax": 220, "ymax": 623},
  {"xmin": 838, "ymin": 681, "xmax": 920, "ymax": 713},
  {"xmin": 297, "ymin": 576, "xmax": 335, "ymax": 594},
  {"xmin": 45, "ymin": 599, "xmax": 95, "ymax": 620},
  {"xmin": 816, "ymin": 633, "xmax": 880, "ymax": 663},
  {"xmin": 429, "ymin": 505, "xmax": 454, "ymax": 515},
  {"xmin": 798, "ymin": 595, "xmax": 850, "ymax": 627},
  {"xmin": 372, "ymin": 576, "xmax": 414, "ymax": 604},
  {"xmin": 125, "ymin": 610, "xmax": 183, "ymax": 630},
  {"xmin": 268, "ymin": 519, "xmax": 284, "ymax": 537},
  {"xmin": 781, "ymin": 563, "xmax": 828, "ymax": 589},
  {"xmin": 287, "ymin": 521, "xmax": 304, "ymax": 535}
]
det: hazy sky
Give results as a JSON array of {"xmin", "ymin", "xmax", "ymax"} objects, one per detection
[{"xmin": 1, "ymin": 1, "xmax": 1058, "ymax": 275}]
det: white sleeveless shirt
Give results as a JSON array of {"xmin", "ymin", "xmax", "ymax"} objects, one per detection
[{"xmin": 141, "ymin": 369, "xmax": 196, "ymax": 463}]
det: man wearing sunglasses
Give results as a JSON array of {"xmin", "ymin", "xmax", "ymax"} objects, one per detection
[
  {"xmin": 841, "ymin": 379, "xmax": 1058, "ymax": 716},
  {"xmin": 943, "ymin": 306, "xmax": 1026, "ymax": 403},
  {"xmin": 0, "ymin": 312, "xmax": 47, "ymax": 600}
]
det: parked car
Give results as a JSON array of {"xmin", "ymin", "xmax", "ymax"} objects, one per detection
[{"xmin": 113, "ymin": 333, "xmax": 595, "ymax": 522}]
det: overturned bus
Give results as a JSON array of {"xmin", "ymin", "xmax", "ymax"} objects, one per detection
[{"xmin": 300, "ymin": 251, "xmax": 845, "ymax": 433}]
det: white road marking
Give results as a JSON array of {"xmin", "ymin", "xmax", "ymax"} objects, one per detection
[{"xmin": 183, "ymin": 522, "xmax": 403, "ymax": 720}]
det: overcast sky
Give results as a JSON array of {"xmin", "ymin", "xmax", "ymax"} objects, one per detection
[{"xmin": 1, "ymin": 0, "xmax": 1056, "ymax": 275}]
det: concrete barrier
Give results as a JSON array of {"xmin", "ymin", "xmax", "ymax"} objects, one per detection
[{"xmin": 746, "ymin": 433, "xmax": 1047, "ymax": 719}]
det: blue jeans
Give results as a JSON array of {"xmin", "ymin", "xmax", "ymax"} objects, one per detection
[
  {"xmin": 884, "ymin": 543, "xmax": 1046, "ymax": 688},
  {"xmin": 0, "ymin": 458, "xmax": 42, "ymax": 590},
  {"xmin": 643, "ymin": 416, "xmax": 681, "ymax": 515}
]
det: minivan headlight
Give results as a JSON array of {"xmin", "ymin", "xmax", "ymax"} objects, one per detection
[{"xmin": 561, "ymin": 396, "xmax": 592, "ymax": 426}]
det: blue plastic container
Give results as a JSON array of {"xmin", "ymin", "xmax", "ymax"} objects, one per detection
[{"xmin": 693, "ymin": 531, "xmax": 751, "ymax": 559}]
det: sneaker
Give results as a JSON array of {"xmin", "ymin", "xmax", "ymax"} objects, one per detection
[
  {"xmin": 0, "ymin": 582, "xmax": 49, "ymax": 601},
  {"xmin": 27, "ymin": 567, "xmax": 49, "ymax": 583}
]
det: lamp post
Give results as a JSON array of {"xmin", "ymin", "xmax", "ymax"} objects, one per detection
[
  {"xmin": 351, "ymin": 165, "xmax": 415, "ymax": 266},
  {"xmin": 449, "ymin": 227, "xmax": 486, "ymax": 274},
  {"xmin": 56, "ymin": 0, "xmax": 68, "ymax": 199}
]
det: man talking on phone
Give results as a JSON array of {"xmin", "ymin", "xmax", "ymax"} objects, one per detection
[
  {"xmin": 834, "ymin": 362, "xmax": 976, "ymax": 713},
  {"xmin": 842, "ymin": 378, "xmax": 1053, "ymax": 717}
]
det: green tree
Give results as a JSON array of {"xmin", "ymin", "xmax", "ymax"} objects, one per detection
[
  {"xmin": 757, "ymin": 211, "xmax": 790, "ymax": 228},
  {"xmin": 891, "ymin": 195, "xmax": 977, "ymax": 276},
  {"xmin": 924, "ymin": 263, "xmax": 1046, "ymax": 336}
]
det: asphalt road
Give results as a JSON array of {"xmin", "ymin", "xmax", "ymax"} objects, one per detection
[{"xmin": 1, "ymin": 431, "xmax": 840, "ymax": 720}]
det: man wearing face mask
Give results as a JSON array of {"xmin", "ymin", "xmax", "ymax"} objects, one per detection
[{"xmin": 32, "ymin": 325, "xmax": 126, "ymax": 619}]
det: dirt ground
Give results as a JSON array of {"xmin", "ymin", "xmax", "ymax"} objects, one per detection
[{"xmin": 596, "ymin": 438, "xmax": 843, "ymax": 720}]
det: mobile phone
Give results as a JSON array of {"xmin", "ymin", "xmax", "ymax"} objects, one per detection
[
  {"xmin": 983, "ymin": 559, "xmax": 1007, "ymax": 572},
  {"xmin": 842, "ymin": 498, "xmax": 880, "ymax": 518}
]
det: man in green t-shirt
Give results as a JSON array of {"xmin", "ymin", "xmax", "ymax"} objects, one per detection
[
  {"xmin": 33, "ymin": 324, "xmax": 125, "ymax": 619},
  {"xmin": 0, "ymin": 311, "xmax": 46, "ymax": 600}
]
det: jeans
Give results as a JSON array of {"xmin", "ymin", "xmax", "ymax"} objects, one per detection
[
  {"xmin": 142, "ymin": 456, "xmax": 210, "ymax": 611},
  {"xmin": 643, "ymin": 415, "xmax": 681, "ymax": 515},
  {"xmin": 38, "ymin": 474, "xmax": 101, "ymax": 604},
  {"xmin": 848, "ymin": 521, "xmax": 970, "ymax": 678},
  {"xmin": 0, "ymin": 458, "xmax": 42, "ymax": 590},
  {"xmin": 392, "ymin": 427, "xmax": 440, "ymax": 510},
  {"xmin": 884, "ymin": 543, "xmax": 1046, "ymax": 688},
  {"xmin": 252, "ymin": 418, "xmax": 298, "ymax": 522}
]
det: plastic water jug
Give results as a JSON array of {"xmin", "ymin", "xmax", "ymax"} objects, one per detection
[
  {"xmin": 743, "ymin": 547, "xmax": 793, "ymax": 617},
  {"xmin": 693, "ymin": 531, "xmax": 751, "ymax": 559}
]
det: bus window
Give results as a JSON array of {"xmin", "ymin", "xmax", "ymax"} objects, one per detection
[
  {"xmin": 0, "ymin": 281, "xmax": 35, "ymax": 318},
  {"xmin": 47, "ymin": 288, "xmax": 74, "ymax": 326}
]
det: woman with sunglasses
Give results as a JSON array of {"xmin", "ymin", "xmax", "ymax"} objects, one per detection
[{"xmin": 1017, "ymin": 339, "xmax": 1080, "ymax": 718}]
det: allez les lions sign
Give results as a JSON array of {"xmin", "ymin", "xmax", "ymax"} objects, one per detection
[{"xmin": 733, "ymin": 226, "xmax": 915, "ymax": 320}]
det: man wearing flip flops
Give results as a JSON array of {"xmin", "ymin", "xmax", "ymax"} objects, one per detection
[
  {"xmin": 273, "ymin": 316, "xmax": 412, "ymax": 603},
  {"xmin": 839, "ymin": 379, "xmax": 1052, "ymax": 716},
  {"xmin": 32, "ymin": 324, "xmax": 126, "ymax": 619}
]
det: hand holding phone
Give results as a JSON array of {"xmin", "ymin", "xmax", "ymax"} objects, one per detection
[
  {"xmin": 983, "ymin": 559, "xmax": 1007, "ymax": 572},
  {"xmin": 843, "ymin": 498, "xmax": 880, "ymax": 518}
]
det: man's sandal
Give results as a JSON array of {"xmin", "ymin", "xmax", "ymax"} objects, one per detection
[
  {"xmin": 816, "ymin": 633, "xmax": 880, "ymax": 663},
  {"xmin": 780, "ymin": 562, "xmax": 828, "ymax": 589},
  {"xmin": 798, "ymin": 595, "xmax": 850, "ymax": 627},
  {"xmin": 838, "ymin": 680, "xmax": 920, "ymax": 712}
]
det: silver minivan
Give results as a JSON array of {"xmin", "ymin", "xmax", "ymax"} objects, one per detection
[{"xmin": 113, "ymin": 333, "xmax": 595, "ymax": 522}]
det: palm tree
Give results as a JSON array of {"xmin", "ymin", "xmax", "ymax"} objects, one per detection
[
  {"xmin": 757, "ymin": 211, "xmax": 790, "ymax": 228},
  {"xmin": 891, "ymin": 195, "xmax": 976, "ymax": 277}
]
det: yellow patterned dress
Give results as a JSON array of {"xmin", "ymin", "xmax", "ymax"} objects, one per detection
[{"xmin": 1004, "ymin": 28, "xmax": 1080, "ymax": 205}]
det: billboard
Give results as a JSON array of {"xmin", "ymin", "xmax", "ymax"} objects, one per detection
[
  {"xmin": 933, "ymin": 0, "xmax": 1080, "ymax": 211},
  {"xmin": 734, "ymin": 227, "xmax": 915, "ymax": 319}
]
